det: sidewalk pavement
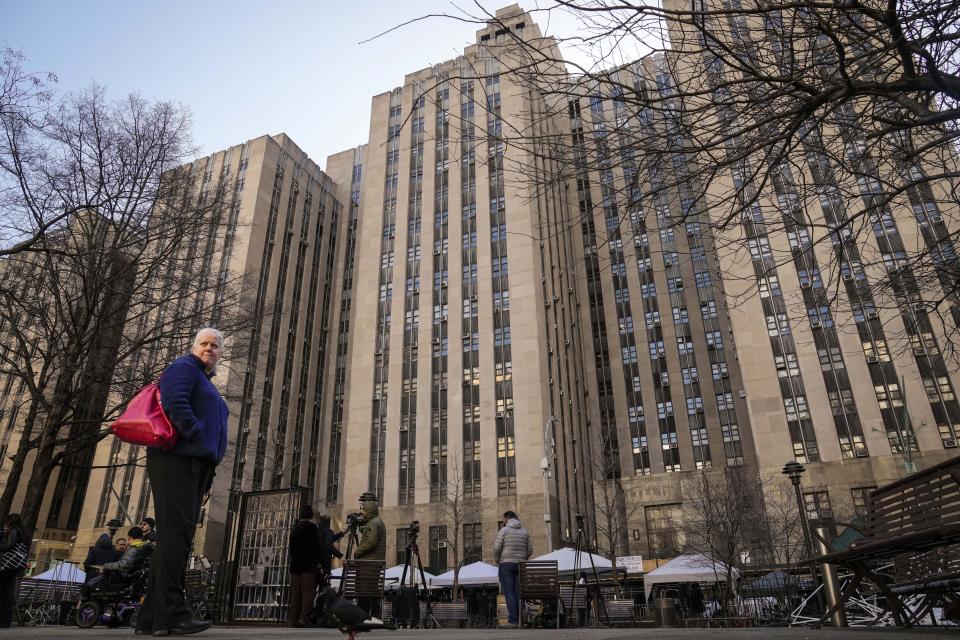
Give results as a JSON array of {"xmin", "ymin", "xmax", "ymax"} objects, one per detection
[{"xmin": 4, "ymin": 627, "xmax": 958, "ymax": 639}]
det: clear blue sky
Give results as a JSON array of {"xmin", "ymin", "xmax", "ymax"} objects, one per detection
[{"xmin": 2, "ymin": 1, "xmax": 602, "ymax": 166}]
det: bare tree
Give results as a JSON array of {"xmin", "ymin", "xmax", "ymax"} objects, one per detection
[
  {"xmin": 590, "ymin": 449, "xmax": 640, "ymax": 562},
  {"xmin": 760, "ymin": 473, "xmax": 806, "ymax": 568},
  {"xmin": 422, "ymin": 452, "xmax": 478, "ymax": 597},
  {"xmin": 0, "ymin": 73, "xmax": 250, "ymax": 534},
  {"xmin": 673, "ymin": 466, "xmax": 767, "ymax": 615},
  {"xmin": 385, "ymin": 1, "xmax": 960, "ymax": 403},
  {"xmin": 0, "ymin": 47, "xmax": 63, "ymax": 258}
]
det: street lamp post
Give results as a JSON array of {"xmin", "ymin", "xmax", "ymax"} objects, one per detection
[
  {"xmin": 781, "ymin": 461, "xmax": 813, "ymax": 560},
  {"xmin": 106, "ymin": 517, "xmax": 123, "ymax": 539},
  {"xmin": 783, "ymin": 460, "xmax": 833, "ymax": 622},
  {"xmin": 542, "ymin": 416, "xmax": 558, "ymax": 552}
]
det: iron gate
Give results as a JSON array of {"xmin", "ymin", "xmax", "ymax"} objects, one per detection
[{"xmin": 230, "ymin": 487, "xmax": 305, "ymax": 623}]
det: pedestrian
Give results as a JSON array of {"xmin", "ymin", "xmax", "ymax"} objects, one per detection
[
  {"xmin": 115, "ymin": 537, "xmax": 128, "ymax": 556},
  {"xmin": 288, "ymin": 504, "xmax": 321, "ymax": 627},
  {"xmin": 353, "ymin": 492, "xmax": 385, "ymax": 620},
  {"xmin": 0, "ymin": 513, "xmax": 29, "ymax": 628},
  {"xmin": 317, "ymin": 514, "xmax": 344, "ymax": 585},
  {"xmin": 140, "ymin": 517, "xmax": 158, "ymax": 543},
  {"xmin": 135, "ymin": 328, "xmax": 229, "ymax": 637},
  {"xmin": 83, "ymin": 532, "xmax": 119, "ymax": 580},
  {"xmin": 494, "ymin": 510, "xmax": 532, "ymax": 629}
]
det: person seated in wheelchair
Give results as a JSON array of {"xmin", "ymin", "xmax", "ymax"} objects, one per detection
[
  {"xmin": 102, "ymin": 526, "xmax": 153, "ymax": 573},
  {"xmin": 81, "ymin": 527, "xmax": 154, "ymax": 597}
]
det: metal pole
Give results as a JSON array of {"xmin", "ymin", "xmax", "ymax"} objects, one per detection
[
  {"xmin": 791, "ymin": 480, "xmax": 814, "ymax": 559},
  {"xmin": 811, "ymin": 522, "xmax": 847, "ymax": 627},
  {"xmin": 542, "ymin": 416, "xmax": 557, "ymax": 551},
  {"xmin": 900, "ymin": 376, "xmax": 917, "ymax": 473}
]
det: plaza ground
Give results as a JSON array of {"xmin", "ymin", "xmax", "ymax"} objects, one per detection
[{"xmin": 5, "ymin": 627, "xmax": 959, "ymax": 639}]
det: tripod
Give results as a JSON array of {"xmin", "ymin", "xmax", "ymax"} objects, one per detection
[
  {"xmin": 570, "ymin": 516, "xmax": 608, "ymax": 627},
  {"xmin": 335, "ymin": 525, "xmax": 361, "ymax": 596},
  {"xmin": 398, "ymin": 529, "xmax": 437, "ymax": 628}
]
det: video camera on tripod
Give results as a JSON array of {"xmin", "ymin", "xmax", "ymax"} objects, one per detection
[
  {"xmin": 394, "ymin": 519, "xmax": 436, "ymax": 627},
  {"xmin": 345, "ymin": 511, "xmax": 363, "ymax": 532}
]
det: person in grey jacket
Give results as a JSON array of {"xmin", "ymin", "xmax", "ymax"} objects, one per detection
[
  {"xmin": 102, "ymin": 527, "xmax": 152, "ymax": 573},
  {"xmin": 494, "ymin": 511, "xmax": 533, "ymax": 628}
]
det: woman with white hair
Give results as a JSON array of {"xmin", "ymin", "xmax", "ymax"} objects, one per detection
[{"xmin": 136, "ymin": 328, "xmax": 228, "ymax": 637}]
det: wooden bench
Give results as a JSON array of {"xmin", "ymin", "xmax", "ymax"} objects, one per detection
[
  {"xmin": 341, "ymin": 560, "xmax": 385, "ymax": 616},
  {"xmin": 519, "ymin": 560, "xmax": 560, "ymax": 628},
  {"xmin": 421, "ymin": 602, "xmax": 469, "ymax": 627},
  {"xmin": 596, "ymin": 598, "xmax": 636, "ymax": 626},
  {"xmin": 560, "ymin": 583, "xmax": 587, "ymax": 624},
  {"xmin": 812, "ymin": 455, "xmax": 960, "ymax": 626}
]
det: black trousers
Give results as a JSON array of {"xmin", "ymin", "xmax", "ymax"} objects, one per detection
[
  {"xmin": 0, "ymin": 569, "xmax": 17, "ymax": 627},
  {"xmin": 138, "ymin": 453, "xmax": 214, "ymax": 632}
]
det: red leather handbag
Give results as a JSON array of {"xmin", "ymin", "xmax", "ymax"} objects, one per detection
[{"xmin": 111, "ymin": 382, "xmax": 178, "ymax": 450}]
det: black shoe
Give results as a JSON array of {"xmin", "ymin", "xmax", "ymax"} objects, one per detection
[{"xmin": 166, "ymin": 619, "xmax": 212, "ymax": 636}]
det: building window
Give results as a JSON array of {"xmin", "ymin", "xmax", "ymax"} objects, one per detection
[
  {"xmin": 463, "ymin": 522, "xmax": 482, "ymax": 565},
  {"xmin": 850, "ymin": 487, "xmax": 875, "ymax": 519},
  {"xmin": 396, "ymin": 527, "xmax": 411, "ymax": 566},
  {"xmin": 803, "ymin": 490, "xmax": 833, "ymax": 521},
  {"xmin": 645, "ymin": 504, "xmax": 681, "ymax": 558},
  {"xmin": 429, "ymin": 525, "xmax": 448, "ymax": 573}
]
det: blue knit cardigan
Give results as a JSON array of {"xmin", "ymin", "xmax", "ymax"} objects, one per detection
[{"xmin": 153, "ymin": 354, "xmax": 228, "ymax": 464}]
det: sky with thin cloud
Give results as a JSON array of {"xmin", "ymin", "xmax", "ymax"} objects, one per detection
[{"xmin": 2, "ymin": 1, "xmax": 657, "ymax": 167}]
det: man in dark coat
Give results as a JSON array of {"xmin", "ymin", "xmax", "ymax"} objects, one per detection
[
  {"xmin": 317, "ymin": 515, "xmax": 343, "ymax": 585},
  {"xmin": 83, "ymin": 533, "xmax": 119, "ymax": 579},
  {"xmin": 288, "ymin": 504, "xmax": 322, "ymax": 627}
]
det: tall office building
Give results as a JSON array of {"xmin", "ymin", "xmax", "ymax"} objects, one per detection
[
  {"xmin": 657, "ymin": 0, "xmax": 960, "ymax": 526},
  {"xmin": 328, "ymin": 3, "xmax": 960, "ymax": 565},
  {"xmin": 75, "ymin": 133, "xmax": 347, "ymax": 563},
  {"xmin": 335, "ymin": 6, "xmax": 594, "ymax": 565},
  {"xmin": 53, "ymin": 3, "xmax": 960, "ymax": 575}
]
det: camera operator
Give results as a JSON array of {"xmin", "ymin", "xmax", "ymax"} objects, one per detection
[
  {"xmin": 352, "ymin": 493, "xmax": 385, "ymax": 562},
  {"xmin": 351, "ymin": 492, "xmax": 385, "ymax": 619}
]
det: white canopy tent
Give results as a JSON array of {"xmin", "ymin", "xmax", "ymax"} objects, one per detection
[
  {"xmin": 643, "ymin": 554, "xmax": 740, "ymax": 600},
  {"xmin": 32, "ymin": 562, "xmax": 86, "ymax": 583},
  {"xmin": 531, "ymin": 547, "xmax": 614, "ymax": 576},
  {"xmin": 328, "ymin": 564, "xmax": 437, "ymax": 590},
  {"xmin": 430, "ymin": 561, "xmax": 499, "ymax": 587}
]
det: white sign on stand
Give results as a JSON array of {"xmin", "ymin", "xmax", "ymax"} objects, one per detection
[{"xmin": 616, "ymin": 555, "xmax": 644, "ymax": 574}]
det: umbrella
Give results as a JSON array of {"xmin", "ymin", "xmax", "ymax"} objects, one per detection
[
  {"xmin": 747, "ymin": 570, "xmax": 813, "ymax": 595},
  {"xmin": 384, "ymin": 563, "xmax": 436, "ymax": 589},
  {"xmin": 431, "ymin": 561, "xmax": 499, "ymax": 587},
  {"xmin": 32, "ymin": 562, "xmax": 86, "ymax": 583},
  {"xmin": 531, "ymin": 547, "xmax": 614, "ymax": 575},
  {"xmin": 643, "ymin": 554, "xmax": 739, "ymax": 600}
]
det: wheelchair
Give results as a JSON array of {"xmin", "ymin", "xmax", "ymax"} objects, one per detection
[{"xmin": 75, "ymin": 558, "xmax": 150, "ymax": 628}]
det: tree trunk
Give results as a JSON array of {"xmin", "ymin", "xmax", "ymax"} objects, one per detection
[
  {"xmin": 18, "ymin": 438, "xmax": 57, "ymax": 535},
  {"xmin": 0, "ymin": 401, "xmax": 39, "ymax": 519},
  {"xmin": 17, "ymin": 354, "xmax": 78, "ymax": 536}
]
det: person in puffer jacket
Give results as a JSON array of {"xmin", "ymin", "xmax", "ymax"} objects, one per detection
[
  {"xmin": 102, "ymin": 527, "xmax": 153, "ymax": 573},
  {"xmin": 494, "ymin": 511, "xmax": 533, "ymax": 628}
]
